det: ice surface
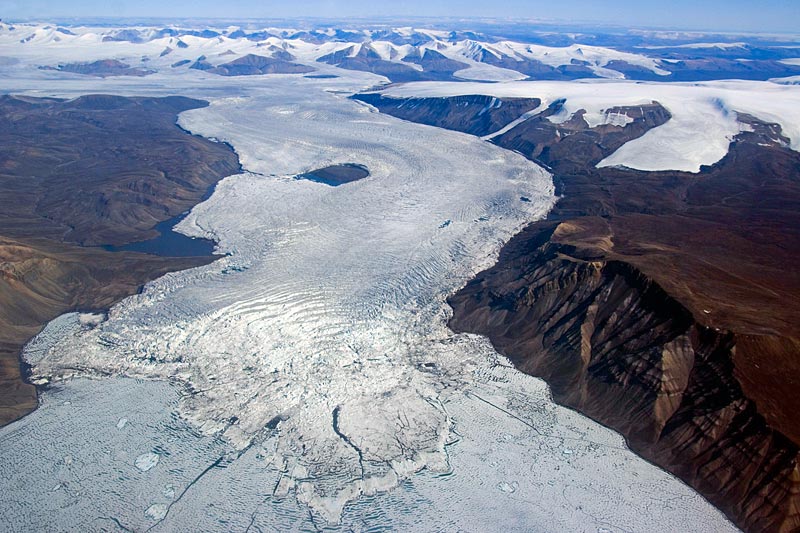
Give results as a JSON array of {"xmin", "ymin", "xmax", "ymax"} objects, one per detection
[
  {"xmin": 583, "ymin": 109, "xmax": 635, "ymax": 128},
  {"xmin": 135, "ymin": 452, "xmax": 160, "ymax": 472},
  {"xmin": 0, "ymin": 24, "xmax": 741, "ymax": 531},
  {"xmin": 20, "ymin": 82, "xmax": 556, "ymax": 522},
  {"xmin": 452, "ymin": 62, "xmax": 530, "ymax": 82},
  {"xmin": 0, "ymin": 379, "xmax": 230, "ymax": 531},
  {"xmin": 382, "ymin": 79, "xmax": 800, "ymax": 172},
  {"xmin": 0, "ymin": 368, "xmax": 737, "ymax": 531}
]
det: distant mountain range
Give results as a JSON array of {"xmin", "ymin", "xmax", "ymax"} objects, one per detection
[{"xmin": 3, "ymin": 21, "xmax": 800, "ymax": 82}]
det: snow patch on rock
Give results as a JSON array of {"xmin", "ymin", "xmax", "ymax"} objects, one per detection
[{"xmin": 381, "ymin": 79, "xmax": 800, "ymax": 172}]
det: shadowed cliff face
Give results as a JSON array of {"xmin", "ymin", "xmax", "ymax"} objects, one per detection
[
  {"xmin": 448, "ymin": 229, "xmax": 800, "ymax": 533},
  {"xmin": 362, "ymin": 93, "xmax": 800, "ymax": 532},
  {"xmin": 353, "ymin": 93, "xmax": 542, "ymax": 137},
  {"xmin": 0, "ymin": 95, "xmax": 241, "ymax": 426},
  {"xmin": 493, "ymin": 99, "xmax": 672, "ymax": 173}
]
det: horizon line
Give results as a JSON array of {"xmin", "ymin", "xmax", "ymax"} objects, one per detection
[{"xmin": 4, "ymin": 16, "xmax": 800, "ymax": 39}]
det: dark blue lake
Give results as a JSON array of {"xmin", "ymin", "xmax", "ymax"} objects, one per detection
[
  {"xmin": 296, "ymin": 163, "xmax": 369, "ymax": 186},
  {"xmin": 103, "ymin": 211, "xmax": 217, "ymax": 257}
]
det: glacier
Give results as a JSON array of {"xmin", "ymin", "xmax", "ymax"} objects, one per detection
[{"xmin": 0, "ymin": 25, "xmax": 746, "ymax": 531}]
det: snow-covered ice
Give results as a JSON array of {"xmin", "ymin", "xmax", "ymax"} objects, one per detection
[
  {"xmin": 465, "ymin": 40, "xmax": 671, "ymax": 78},
  {"xmin": 0, "ymin": 21, "xmax": 677, "ymax": 82}
]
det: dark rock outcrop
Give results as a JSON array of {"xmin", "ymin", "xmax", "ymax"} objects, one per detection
[
  {"xmin": 318, "ymin": 45, "xmax": 426, "ymax": 82},
  {"xmin": 319, "ymin": 45, "xmax": 467, "ymax": 82},
  {"xmin": 448, "ymin": 228, "xmax": 800, "ymax": 533},
  {"xmin": 40, "ymin": 59, "xmax": 153, "ymax": 77},
  {"xmin": 607, "ymin": 58, "xmax": 800, "ymax": 82},
  {"xmin": 189, "ymin": 55, "xmax": 214, "ymax": 71},
  {"xmin": 401, "ymin": 49, "xmax": 470, "ymax": 80},
  {"xmin": 203, "ymin": 53, "xmax": 314, "ymax": 76},
  {"xmin": 353, "ymin": 93, "xmax": 542, "ymax": 137}
]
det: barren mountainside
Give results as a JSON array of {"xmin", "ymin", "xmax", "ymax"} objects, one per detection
[
  {"xmin": 363, "ymin": 92, "xmax": 800, "ymax": 532},
  {"xmin": 448, "ymin": 227, "xmax": 800, "ymax": 533},
  {"xmin": 0, "ymin": 95, "xmax": 240, "ymax": 425}
]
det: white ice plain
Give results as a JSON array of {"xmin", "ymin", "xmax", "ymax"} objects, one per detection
[{"xmin": 0, "ymin": 31, "xmax": 742, "ymax": 531}]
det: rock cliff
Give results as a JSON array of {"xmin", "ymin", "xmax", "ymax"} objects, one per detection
[{"xmin": 361, "ymin": 92, "xmax": 800, "ymax": 532}]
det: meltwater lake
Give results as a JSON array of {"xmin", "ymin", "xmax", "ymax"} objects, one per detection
[{"xmin": 104, "ymin": 210, "xmax": 217, "ymax": 257}]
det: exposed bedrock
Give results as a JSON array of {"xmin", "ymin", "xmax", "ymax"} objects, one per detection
[
  {"xmin": 362, "ymin": 93, "xmax": 800, "ymax": 532},
  {"xmin": 39, "ymin": 59, "xmax": 154, "ymax": 77},
  {"xmin": 0, "ymin": 94, "xmax": 241, "ymax": 426},
  {"xmin": 196, "ymin": 53, "xmax": 315, "ymax": 76},
  {"xmin": 353, "ymin": 93, "xmax": 542, "ymax": 137},
  {"xmin": 448, "ymin": 227, "xmax": 800, "ymax": 532},
  {"xmin": 0, "ymin": 94, "xmax": 241, "ymax": 246},
  {"xmin": 319, "ymin": 45, "xmax": 469, "ymax": 82}
]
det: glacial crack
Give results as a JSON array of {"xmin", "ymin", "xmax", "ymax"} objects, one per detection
[
  {"xmin": 95, "ymin": 516, "xmax": 134, "ymax": 532},
  {"xmin": 144, "ymin": 456, "xmax": 226, "ymax": 531},
  {"xmin": 331, "ymin": 406, "xmax": 365, "ymax": 480},
  {"xmin": 466, "ymin": 391, "xmax": 627, "ymax": 451}
]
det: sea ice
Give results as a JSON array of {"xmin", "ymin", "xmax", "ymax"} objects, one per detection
[{"xmin": 135, "ymin": 453, "xmax": 160, "ymax": 472}]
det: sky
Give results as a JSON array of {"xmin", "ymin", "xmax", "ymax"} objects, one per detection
[{"xmin": 1, "ymin": 0, "xmax": 798, "ymax": 34}]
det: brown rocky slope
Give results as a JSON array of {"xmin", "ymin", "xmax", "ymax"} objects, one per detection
[
  {"xmin": 0, "ymin": 94, "xmax": 240, "ymax": 426},
  {"xmin": 359, "ymin": 93, "xmax": 800, "ymax": 532}
]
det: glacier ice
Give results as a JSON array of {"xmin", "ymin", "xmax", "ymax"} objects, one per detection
[
  {"xmin": 18, "ymin": 81, "xmax": 557, "ymax": 522},
  {"xmin": 0, "ymin": 28, "xmax": 744, "ymax": 531}
]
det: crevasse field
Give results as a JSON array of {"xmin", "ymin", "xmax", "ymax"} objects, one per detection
[{"xmin": 6, "ymin": 22, "xmax": 799, "ymax": 532}]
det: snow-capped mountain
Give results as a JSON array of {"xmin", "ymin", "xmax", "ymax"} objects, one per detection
[{"xmin": 3, "ymin": 21, "xmax": 800, "ymax": 83}]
